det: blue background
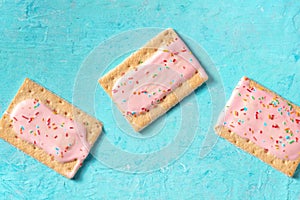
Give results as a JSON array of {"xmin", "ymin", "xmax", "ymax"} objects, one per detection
[{"xmin": 1, "ymin": 0, "xmax": 300, "ymax": 199}]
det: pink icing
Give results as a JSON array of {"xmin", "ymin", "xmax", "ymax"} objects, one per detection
[
  {"xmin": 10, "ymin": 99, "xmax": 90, "ymax": 178},
  {"xmin": 219, "ymin": 76, "xmax": 300, "ymax": 160},
  {"xmin": 112, "ymin": 33, "xmax": 208, "ymax": 116}
]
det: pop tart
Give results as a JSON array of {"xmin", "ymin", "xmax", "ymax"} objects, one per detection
[
  {"xmin": 99, "ymin": 28, "xmax": 208, "ymax": 131},
  {"xmin": 215, "ymin": 76, "xmax": 300, "ymax": 176}
]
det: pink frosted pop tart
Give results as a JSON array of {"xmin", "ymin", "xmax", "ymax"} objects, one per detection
[
  {"xmin": 99, "ymin": 28, "xmax": 208, "ymax": 131},
  {"xmin": 0, "ymin": 78, "xmax": 102, "ymax": 178},
  {"xmin": 215, "ymin": 76, "xmax": 300, "ymax": 176}
]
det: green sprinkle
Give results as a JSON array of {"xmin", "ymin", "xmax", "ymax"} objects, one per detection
[
  {"xmin": 34, "ymin": 103, "xmax": 40, "ymax": 109},
  {"xmin": 238, "ymin": 93, "xmax": 241, "ymax": 96},
  {"xmin": 251, "ymin": 96, "xmax": 255, "ymax": 100},
  {"xmin": 289, "ymin": 140, "xmax": 295, "ymax": 144},
  {"xmin": 288, "ymin": 103, "xmax": 293, "ymax": 111}
]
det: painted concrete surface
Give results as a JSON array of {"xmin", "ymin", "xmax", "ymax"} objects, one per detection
[{"xmin": 0, "ymin": 0, "xmax": 300, "ymax": 199}]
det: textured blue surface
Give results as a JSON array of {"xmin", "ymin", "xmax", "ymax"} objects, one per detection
[{"xmin": 0, "ymin": 0, "xmax": 300, "ymax": 199}]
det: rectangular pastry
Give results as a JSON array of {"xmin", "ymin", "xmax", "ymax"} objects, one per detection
[
  {"xmin": 215, "ymin": 76, "xmax": 300, "ymax": 177},
  {"xmin": 99, "ymin": 28, "xmax": 208, "ymax": 131},
  {"xmin": 0, "ymin": 78, "xmax": 102, "ymax": 178}
]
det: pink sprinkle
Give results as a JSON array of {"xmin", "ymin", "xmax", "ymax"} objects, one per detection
[
  {"xmin": 22, "ymin": 115, "xmax": 29, "ymax": 120},
  {"xmin": 255, "ymin": 112, "xmax": 259, "ymax": 119},
  {"xmin": 28, "ymin": 117, "xmax": 34, "ymax": 123},
  {"xmin": 269, "ymin": 114, "xmax": 275, "ymax": 120},
  {"xmin": 234, "ymin": 111, "xmax": 239, "ymax": 116},
  {"xmin": 272, "ymin": 124, "xmax": 280, "ymax": 129}
]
